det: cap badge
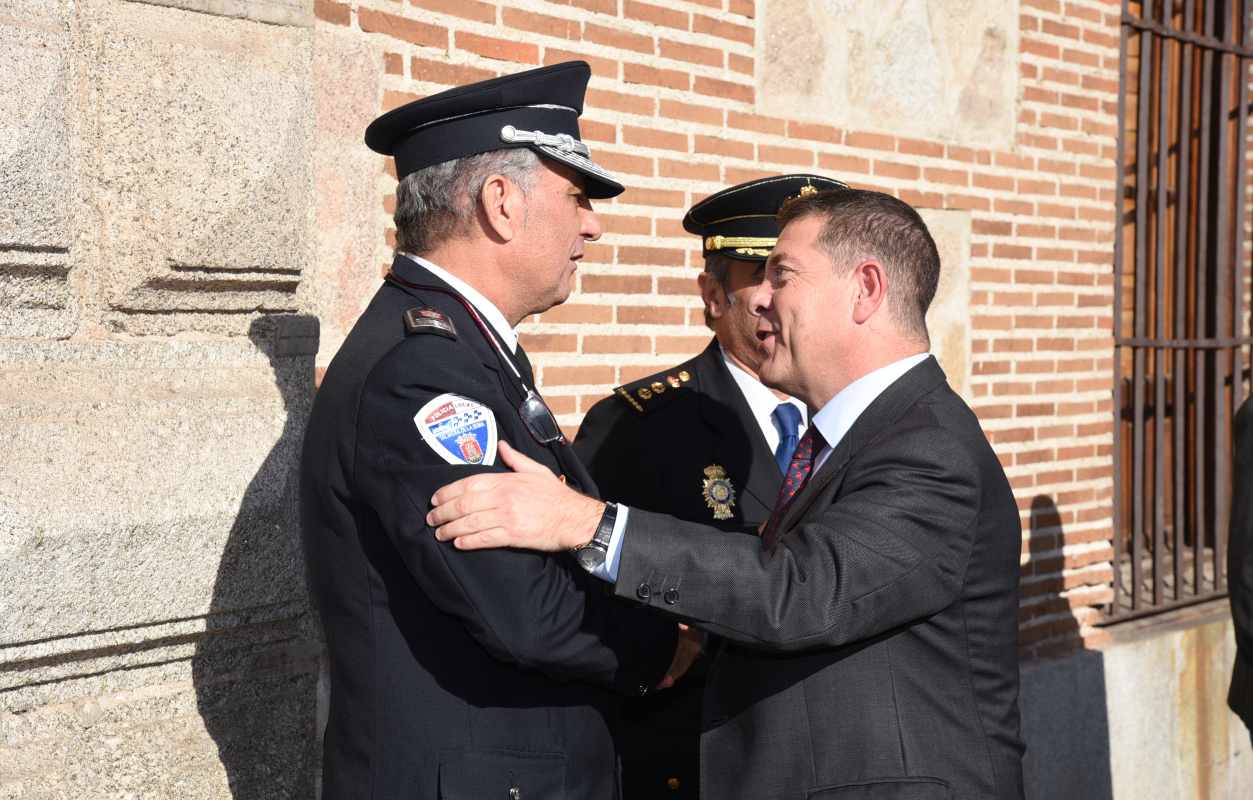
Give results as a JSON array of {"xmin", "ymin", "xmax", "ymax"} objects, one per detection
[{"xmin": 701, "ymin": 464, "xmax": 737, "ymax": 520}]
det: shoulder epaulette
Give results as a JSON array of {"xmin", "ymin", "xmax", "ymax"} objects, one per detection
[
  {"xmin": 403, "ymin": 306, "xmax": 457, "ymax": 340},
  {"xmin": 612, "ymin": 367, "xmax": 694, "ymax": 414}
]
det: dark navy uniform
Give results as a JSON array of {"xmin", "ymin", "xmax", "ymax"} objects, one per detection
[
  {"xmin": 300, "ymin": 62, "xmax": 677, "ymax": 800},
  {"xmin": 574, "ymin": 174, "xmax": 847, "ymax": 799}
]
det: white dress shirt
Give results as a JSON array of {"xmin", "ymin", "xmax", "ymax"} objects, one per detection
[
  {"xmin": 400, "ymin": 252, "xmax": 518, "ymax": 354},
  {"xmin": 597, "ymin": 351, "xmax": 932, "ymax": 583},
  {"xmin": 721, "ymin": 351, "xmax": 808, "ymax": 454}
]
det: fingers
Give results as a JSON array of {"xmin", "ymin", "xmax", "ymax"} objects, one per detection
[
  {"xmin": 430, "ymin": 472, "xmax": 501, "ymax": 507},
  {"xmin": 427, "ymin": 486, "xmax": 504, "ymax": 527},
  {"xmin": 445, "ymin": 528, "xmax": 512, "ymax": 551},
  {"xmin": 498, "ymin": 441, "xmax": 552, "ymax": 476},
  {"xmin": 431, "ymin": 509, "xmax": 506, "ymax": 541}
]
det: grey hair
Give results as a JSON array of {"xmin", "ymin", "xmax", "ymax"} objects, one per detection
[{"xmin": 394, "ymin": 148, "xmax": 543, "ymax": 255}]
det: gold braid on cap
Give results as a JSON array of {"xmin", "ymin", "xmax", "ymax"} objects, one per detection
[{"xmin": 704, "ymin": 235, "xmax": 777, "ymax": 252}]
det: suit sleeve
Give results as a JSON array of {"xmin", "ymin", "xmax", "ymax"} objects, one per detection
[
  {"xmin": 1230, "ymin": 399, "xmax": 1253, "ymax": 658},
  {"xmin": 355, "ymin": 337, "xmax": 676, "ymax": 694},
  {"xmin": 612, "ymin": 419, "xmax": 987, "ymax": 652}
]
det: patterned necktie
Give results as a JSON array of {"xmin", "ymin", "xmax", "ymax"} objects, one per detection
[
  {"xmin": 771, "ymin": 403, "xmax": 803, "ymax": 475},
  {"xmin": 761, "ymin": 426, "xmax": 827, "ymax": 548}
]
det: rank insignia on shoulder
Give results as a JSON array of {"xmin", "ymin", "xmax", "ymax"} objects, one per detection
[
  {"xmin": 701, "ymin": 464, "xmax": 737, "ymax": 520},
  {"xmin": 403, "ymin": 306, "xmax": 457, "ymax": 339}
]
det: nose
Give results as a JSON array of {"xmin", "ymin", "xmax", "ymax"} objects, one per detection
[
  {"xmin": 580, "ymin": 205, "xmax": 602, "ymax": 242},
  {"xmin": 748, "ymin": 279, "xmax": 771, "ymax": 318}
]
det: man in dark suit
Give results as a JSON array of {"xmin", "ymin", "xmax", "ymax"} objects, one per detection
[
  {"xmin": 299, "ymin": 62, "xmax": 686, "ymax": 800},
  {"xmin": 574, "ymin": 174, "xmax": 845, "ymax": 799},
  {"xmin": 430, "ymin": 188, "xmax": 1026, "ymax": 799},
  {"xmin": 1228, "ymin": 393, "xmax": 1253, "ymax": 741}
]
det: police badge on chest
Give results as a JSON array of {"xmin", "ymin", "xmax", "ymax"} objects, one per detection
[{"xmin": 701, "ymin": 464, "xmax": 736, "ymax": 520}]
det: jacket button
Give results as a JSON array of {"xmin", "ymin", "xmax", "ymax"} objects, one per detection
[
  {"xmin": 637, "ymin": 682, "xmax": 649, "ymax": 696},
  {"xmin": 509, "ymin": 787, "xmax": 521, "ymax": 799},
  {"xmin": 663, "ymin": 588, "xmax": 679, "ymax": 605},
  {"xmin": 636, "ymin": 582, "xmax": 651, "ymax": 600},
  {"xmin": 666, "ymin": 777, "xmax": 681, "ymax": 791}
]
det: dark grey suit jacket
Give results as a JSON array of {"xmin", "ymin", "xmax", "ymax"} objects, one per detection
[
  {"xmin": 1228, "ymin": 395, "xmax": 1253, "ymax": 730},
  {"xmin": 614, "ymin": 357, "xmax": 1025, "ymax": 799}
]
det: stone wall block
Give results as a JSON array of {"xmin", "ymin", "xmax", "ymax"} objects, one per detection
[
  {"xmin": 759, "ymin": 0, "xmax": 1019, "ymax": 148},
  {"xmin": 0, "ymin": 3, "xmax": 77, "ymax": 338},
  {"xmin": 82, "ymin": 0, "xmax": 314, "ymax": 335}
]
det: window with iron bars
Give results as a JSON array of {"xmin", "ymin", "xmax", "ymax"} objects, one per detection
[{"xmin": 1110, "ymin": 0, "xmax": 1253, "ymax": 621}]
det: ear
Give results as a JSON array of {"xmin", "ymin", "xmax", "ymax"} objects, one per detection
[
  {"xmin": 478, "ymin": 173, "xmax": 524, "ymax": 243},
  {"xmin": 850, "ymin": 259, "xmax": 888, "ymax": 325},
  {"xmin": 697, "ymin": 271, "xmax": 729, "ymax": 321}
]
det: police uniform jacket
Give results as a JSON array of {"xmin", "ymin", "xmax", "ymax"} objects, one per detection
[
  {"xmin": 573, "ymin": 339, "xmax": 784, "ymax": 799},
  {"xmin": 299, "ymin": 254, "xmax": 678, "ymax": 800},
  {"xmin": 610, "ymin": 358, "xmax": 1025, "ymax": 800}
]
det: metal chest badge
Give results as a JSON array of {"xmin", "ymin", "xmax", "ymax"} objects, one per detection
[
  {"xmin": 701, "ymin": 464, "xmax": 736, "ymax": 520},
  {"xmin": 414, "ymin": 393, "xmax": 498, "ymax": 466}
]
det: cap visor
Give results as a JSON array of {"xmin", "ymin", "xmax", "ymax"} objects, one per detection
[{"xmin": 537, "ymin": 145, "xmax": 624, "ymax": 199}]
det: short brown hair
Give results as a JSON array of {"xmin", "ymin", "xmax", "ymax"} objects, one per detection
[{"xmin": 777, "ymin": 189, "xmax": 940, "ymax": 340}]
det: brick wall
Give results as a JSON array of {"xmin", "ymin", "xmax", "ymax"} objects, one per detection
[{"xmin": 315, "ymin": 0, "xmax": 1135, "ymax": 657}]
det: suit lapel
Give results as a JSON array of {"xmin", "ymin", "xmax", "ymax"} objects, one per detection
[
  {"xmin": 694, "ymin": 342, "xmax": 781, "ymax": 510},
  {"xmin": 773, "ymin": 357, "xmax": 949, "ymax": 537}
]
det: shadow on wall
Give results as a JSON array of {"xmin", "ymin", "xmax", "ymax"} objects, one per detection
[
  {"xmin": 192, "ymin": 315, "xmax": 323, "ymax": 800},
  {"xmin": 1019, "ymin": 495, "xmax": 1114, "ymax": 800}
]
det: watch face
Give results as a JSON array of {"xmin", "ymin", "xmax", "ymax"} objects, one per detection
[{"xmin": 576, "ymin": 546, "xmax": 605, "ymax": 571}]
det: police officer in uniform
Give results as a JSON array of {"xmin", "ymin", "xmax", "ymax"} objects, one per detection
[
  {"xmin": 299, "ymin": 62, "xmax": 685, "ymax": 800},
  {"xmin": 573, "ymin": 174, "xmax": 848, "ymax": 799}
]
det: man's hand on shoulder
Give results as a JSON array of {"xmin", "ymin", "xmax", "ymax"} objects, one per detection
[
  {"xmin": 657, "ymin": 623, "xmax": 704, "ymax": 690},
  {"xmin": 428, "ymin": 441, "xmax": 603, "ymax": 551}
]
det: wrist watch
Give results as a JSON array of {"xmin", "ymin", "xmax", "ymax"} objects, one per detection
[{"xmin": 573, "ymin": 502, "xmax": 617, "ymax": 571}]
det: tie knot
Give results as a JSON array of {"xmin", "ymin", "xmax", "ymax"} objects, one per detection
[{"xmin": 771, "ymin": 402, "xmax": 803, "ymax": 439}]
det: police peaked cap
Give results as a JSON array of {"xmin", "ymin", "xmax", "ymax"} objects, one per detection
[
  {"xmin": 365, "ymin": 61, "xmax": 623, "ymax": 199},
  {"xmin": 683, "ymin": 174, "xmax": 850, "ymax": 262}
]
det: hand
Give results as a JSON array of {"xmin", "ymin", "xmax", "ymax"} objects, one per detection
[
  {"xmin": 428, "ymin": 441, "xmax": 604, "ymax": 551},
  {"xmin": 657, "ymin": 623, "xmax": 703, "ymax": 690}
]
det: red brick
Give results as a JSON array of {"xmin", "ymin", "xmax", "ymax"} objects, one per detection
[
  {"xmin": 410, "ymin": 57, "xmax": 496, "ymax": 86},
  {"xmin": 382, "ymin": 89, "xmax": 419, "ymax": 112},
  {"xmin": 1017, "ymin": 178, "xmax": 1058, "ymax": 196},
  {"xmin": 728, "ymin": 111, "xmax": 786, "ymax": 135},
  {"xmin": 973, "ymin": 172, "xmax": 1015, "ymax": 191},
  {"xmin": 1041, "ymin": 19, "xmax": 1081, "ymax": 40},
  {"xmin": 729, "ymin": 0, "xmax": 755, "ymax": 16},
  {"xmin": 722, "ymin": 165, "xmax": 775, "ymax": 185},
  {"xmin": 695, "ymin": 134, "xmax": 753, "ymax": 160},
  {"xmin": 619, "ymin": 184, "xmax": 686, "ymax": 207},
  {"xmin": 728, "ymin": 53, "xmax": 753, "ymax": 75},
  {"xmin": 580, "ymin": 118, "xmax": 616, "ymax": 143},
  {"xmin": 658, "ymin": 277, "xmax": 697, "ymax": 295},
  {"xmin": 596, "ymin": 151, "xmax": 654, "ymax": 177},
  {"xmin": 624, "ymin": 125, "xmax": 687, "ymax": 152},
  {"xmin": 582, "ymin": 274, "xmax": 652, "ymax": 294},
  {"xmin": 899, "ymin": 189, "xmax": 944, "ymax": 208},
  {"xmin": 845, "ymin": 131, "xmax": 896, "ymax": 152},
  {"xmin": 760, "ymin": 144, "xmax": 814, "ymax": 166},
  {"xmin": 542, "ymin": 48, "xmax": 618, "ymax": 79},
  {"xmin": 788, "ymin": 120, "xmax": 841, "ymax": 144},
  {"xmin": 1022, "ymin": 36, "xmax": 1061, "ymax": 60},
  {"xmin": 546, "ymin": 0, "xmax": 616, "ymax": 14},
  {"xmin": 456, "ymin": 31, "xmax": 540, "ymax": 64},
  {"xmin": 359, "ymin": 8, "xmax": 446, "ymax": 47},
  {"xmin": 1042, "ymin": 66, "xmax": 1081, "ymax": 86},
  {"xmin": 625, "ymin": 0, "xmax": 689, "ymax": 30},
  {"xmin": 691, "ymin": 14, "xmax": 754, "ymax": 45},
  {"xmin": 818, "ymin": 152, "xmax": 871, "ymax": 175},
  {"xmin": 875, "ymin": 160, "xmax": 921, "ymax": 180},
  {"xmin": 946, "ymin": 145, "xmax": 992, "ymax": 165},
  {"xmin": 598, "ymin": 213, "xmax": 651, "ymax": 236},
  {"xmin": 412, "ymin": 0, "xmax": 495, "ymax": 23},
  {"xmin": 657, "ymin": 335, "xmax": 710, "ymax": 354},
  {"xmin": 898, "ymin": 137, "xmax": 945, "ymax": 158},
  {"xmin": 617, "ymin": 306, "xmax": 686, "ymax": 324},
  {"xmin": 623, "ymin": 61, "xmax": 690, "ymax": 91},
  {"xmin": 661, "ymin": 99, "xmax": 722, "ymax": 126},
  {"xmin": 694, "ymin": 76, "xmax": 754, "ymax": 104},
  {"xmin": 503, "ymin": 8, "xmax": 580, "ymax": 38},
  {"xmin": 315, "ymin": 0, "xmax": 350, "ymax": 26},
  {"xmin": 585, "ymin": 335, "xmax": 652, "ymax": 353},
  {"xmin": 586, "ymin": 88, "xmax": 654, "ymax": 117},
  {"xmin": 659, "ymin": 39, "xmax": 722, "ymax": 67},
  {"xmin": 519, "ymin": 333, "xmax": 577, "ymax": 352},
  {"xmin": 658, "ymin": 158, "xmax": 720, "ymax": 182},
  {"xmin": 538, "ymin": 304, "xmax": 613, "ymax": 324},
  {"xmin": 584, "ymin": 23, "xmax": 654, "ymax": 54},
  {"xmin": 618, "ymin": 245, "xmax": 686, "ymax": 266},
  {"xmin": 383, "ymin": 52, "xmax": 403, "ymax": 75},
  {"xmin": 946, "ymin": 193, "xmax": 992, "ymax": 211}
]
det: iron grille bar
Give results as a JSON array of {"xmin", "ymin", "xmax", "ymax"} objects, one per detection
[
  {"xmin": 1115, "ymin": 334, "xmax": 1253, "ymax": 346},
  {"xmin": 1213, "ymin": 1, "xmax": 1234, "ymax": 594},
  {"xmin": 1112, "ymin": 0, "xmax": 1131, "ymax": 617},
  {"xmin": 1124, "ymin": 10, "xmax": 1253, "ymax": 57},
  {"xmin": 1175, "ymin": 0, "xmax": 1196, "ymax": 600},
  {"xmin": 1195, "ymin": 0, "xmax": 1216, "ymax": 598},
  {"xmin": 1133, "ymin": 4, "xmax": 1154, "ymax": 611},
  {"xmin": 1154, "ymin": 16, "xmax": 1171, "ymax": 606}
]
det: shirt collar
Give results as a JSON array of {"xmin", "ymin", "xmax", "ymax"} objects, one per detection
[
  {"xmin": 399, "ymin": 252, "xmax": 518, "ymax": 353},
  {"xmin": 811, "ymin": 353, "xmax": 931, "ymax": 453},
  {"xmin": 721, "ymin": 346, "xmax": 807, "ymax": 428}
]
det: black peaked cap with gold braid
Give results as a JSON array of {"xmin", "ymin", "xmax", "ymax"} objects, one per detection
[{"xmin": 683, "ymin": 173, "xmax": 849, "ymax": 262}]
